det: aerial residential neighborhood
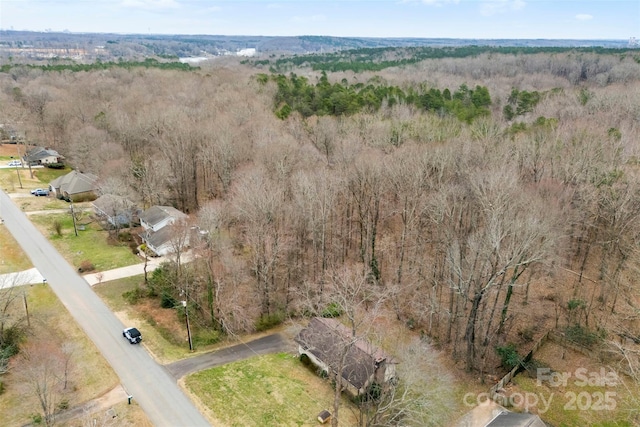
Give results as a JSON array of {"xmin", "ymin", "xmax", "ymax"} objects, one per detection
[{"xmin": 1, "ymin": 16, "xmax": 640, "ymax": 426}]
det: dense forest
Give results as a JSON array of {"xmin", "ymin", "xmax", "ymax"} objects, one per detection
[{"xmin": 1, "ymin": 47, "xmax": 640, "ymax": 388}]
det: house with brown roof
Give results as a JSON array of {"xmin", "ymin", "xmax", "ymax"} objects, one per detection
[
  {"xmin": 294, "ymin": 317, "xmax": 397, "ymax": 397},
  {"xmin": 49, "ymin": 170, "xmax": 99, "ymax": 202}
]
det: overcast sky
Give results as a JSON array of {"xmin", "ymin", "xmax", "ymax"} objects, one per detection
[{"xmin": 0, "ymin": 0, "xmax": 638, "ymax": 40}]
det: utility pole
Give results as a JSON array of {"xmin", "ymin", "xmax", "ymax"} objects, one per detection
[
  {"xmin": 181, "ymin": 299, "xmax": 193, "ymax": 351},
  {"xmin": 14, "ymin": 162, "xmax": 22, "ymax": 189},
  {"xmin": 70, "ymin": 201, "xmax": 78, "ymax": 236},
  {"xmin": 23, "ymin": 290, "xmax": 30, "ymax": 327}
]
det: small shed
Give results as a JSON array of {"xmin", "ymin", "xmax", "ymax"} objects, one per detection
[{"xmin": 317, "ymin": 410, "xmax": 331, "ymax": 424}]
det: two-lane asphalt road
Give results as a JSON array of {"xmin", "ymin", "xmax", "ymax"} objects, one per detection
[{"xmin": 0, "ymin": 190, "xmax": 210, "ymax": 427}]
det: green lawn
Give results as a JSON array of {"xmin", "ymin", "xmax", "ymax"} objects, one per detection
[
  {"xmin": 0, "ymin": 163, "xmax": 69, "ymax": 193},
  {"xmin": 511, "ymin": 370, "xmax": 638, "ymax": 426},
  {"xmin": 0, "ymin": 225, "xmax": 32, "ymax": 273},
  {"xmin": 186, "ymin": 353, "xmax": 358, "ymax": 427},
  {"xmin": 30, "ymin": 165, "xmax": 71, "ymax": 184},
  {"xmin": 29, "ymin": 212, "xmax": 141, "ymax": 271}
]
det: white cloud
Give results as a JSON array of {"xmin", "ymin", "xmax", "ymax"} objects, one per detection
[
  {"xmin": 575, "ymin": 14, "xmax": 593, "ymax": 21},
  {"xmin": 120, "ymin": 0, "xmax": 180, "ymax": 10},
  {"xmin": 480, "ymin": 0, "xmax": 526, "ymax": 16}
]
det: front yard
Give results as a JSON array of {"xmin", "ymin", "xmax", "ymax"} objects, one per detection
[
  {"xmin": 29, "ymin": 212, "xmax": 141, "ymax": 272},
  {"xmin": 185, "ymin": 353, "xmax": 358, "ymax": 427}
]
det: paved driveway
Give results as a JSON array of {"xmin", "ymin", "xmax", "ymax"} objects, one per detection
[{"xmin": 166, "ymin": 333, "xmax": 291, "ymax": 378}]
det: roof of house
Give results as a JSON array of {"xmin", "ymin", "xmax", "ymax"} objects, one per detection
[
  {"xmin": 455, "ymin": 400, "xmax": 546, "ymax": 427},
  {"xmin": 50, "ymin": 170, "xmax": 99, "ymax": 195},
  {"xmin": 92, "ymin": 194, "xmax": 138, "ymax": 213},
  {"xmin": 24, "ymin": 146, "xmax": 63, "ymax": 162},
  {"xmin": 294, "ymin": 317, "xmax": 397, "ymax": 391},
  {"xmin": 486, "ymin": 412, "xmax": 546, "ymax": 427},
  {"xmin": 139, "ymin": 205, "xmax": 188, "ymax": 228},
  {"xmin": 142, "ymin": 226, "xmax": 175, "ymax": 251}
]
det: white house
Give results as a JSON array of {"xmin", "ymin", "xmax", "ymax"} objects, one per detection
[{"xmin": 139, "ymin": 206, "xmax": 189, "ymax": 256}]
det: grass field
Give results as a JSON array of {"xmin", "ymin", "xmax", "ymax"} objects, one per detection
[
  {"xmin": 0, "ymin": 224, "xmax": 32, "ymax": 273},
  {"xmin": 29, "ymin": 212, "xmax": 141, "ymax": 272},
  {"xmin": 186, "ymin": 353, "xmax": 358, "ymax": 427}
]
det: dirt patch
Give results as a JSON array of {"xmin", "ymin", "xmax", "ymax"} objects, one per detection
[{"xmin": 0, "ymin": 143, "xmax": 21, "ymax": 157}]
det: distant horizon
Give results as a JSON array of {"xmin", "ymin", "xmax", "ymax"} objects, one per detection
[
  {"xmin": 1, "ymin": 1, "xmax": 637, "ymax": 40},
  {"xmin": 0, "ymin": 29, "xmax": 633, "ymax": 43}
]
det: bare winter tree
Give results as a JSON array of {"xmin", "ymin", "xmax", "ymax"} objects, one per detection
[
  {"xmin": 233, "ymin": 168, "xmax": 289, "ymax": 316},
  {"xmin": 439, "ymin": 158, "xmax": 557, "ymax": 371},
  {"xmin": 12, "ymin": 339, "xmax": 72, "ymax": 427},
  {"xmin": 353, "ymin": 338, "xmax": 457, "ymax": 427}
]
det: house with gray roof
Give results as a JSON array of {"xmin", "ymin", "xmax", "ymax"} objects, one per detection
[
  {"xmin": 456, "ymin": 399, "xmax": 546, "ymax": 427},
  {"xmin": 139, "ymin": 205, "xmax": 189, "ymax": 256},
  {"xmin": 24, "ymin": 146, "xmax": 64, "ymax": 166},
  {"xmin": 295, "ymin": 317, "xmax": 397, "ymax": 397},
  {"xmin": 92, "ymin": 194, "xmax": 140, "ymax": 228},
  {"xmin": 139, "ymin": 206, "xmax": 188, "ymax": 232},
  {"xmin": 49, "ymin": 170, "xmax": 99, "ymax": 202}
]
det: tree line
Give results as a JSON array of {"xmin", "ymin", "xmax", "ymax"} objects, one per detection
[{"xmin": 268, "ymin": 45, "xmax": 640, "ymax": 73}]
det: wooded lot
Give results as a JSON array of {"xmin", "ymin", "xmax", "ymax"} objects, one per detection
[{"xmin": 2, "ymin": 48, "xmax": 640, "ymax": 384}]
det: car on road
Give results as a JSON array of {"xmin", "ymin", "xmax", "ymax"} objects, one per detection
[
  {"xmin": 7, "ymin": 160, "xmax": 22, "ymax": 167},
  {"xmin": 123, "ymin": 327, "xmax": 142, "ymax": 344},
  {"xmin": 31, "ymin": 188, "xmax": 50, "ymax": 196}
]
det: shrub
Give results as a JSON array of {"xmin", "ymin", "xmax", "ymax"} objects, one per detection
[
  {"xmin": 78, "ymin": 260, "xmax": 95, "ymax": 273},
  {"xmin": 57, "ymin": 399, "xmax": 69, "ymax": 410},
  {"xmin": 299, "ymin": 353, "xmax": 311, "ymax": 367},
  {"xmin": 122, "ymin": 287, "xmax": 145, "ymax": 305},
  {"xmin": 255, "ymin": 311, "xmax": 285, "ymax": 332},
  {"xmin": 321, "ymin": 302, "xmax": 343, "ymax": 318},
  {"xmin": 193, "ymin": 329, "xmax": 222, "ymax": 347},
  {"xmin": 160, "ymin": 290, "xmax": 176, "ymax": 309},
  {"xmin": 495, "ymin": 343, "xmax": 522, "ymax": 370},
  {"xmin": 356, "ymin": 382, "xmax": 382, "ymax": 403},
  {"xmin": 564, "ymin": 324, "xmax": 605, "ymax": 348},
  {"xmin": 45, "ymin": 162, "xmax": 65, "ymax": 169},
  {"xmin": 52, "ymin": 219, "xmax": 63, "ymax": 236}
]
